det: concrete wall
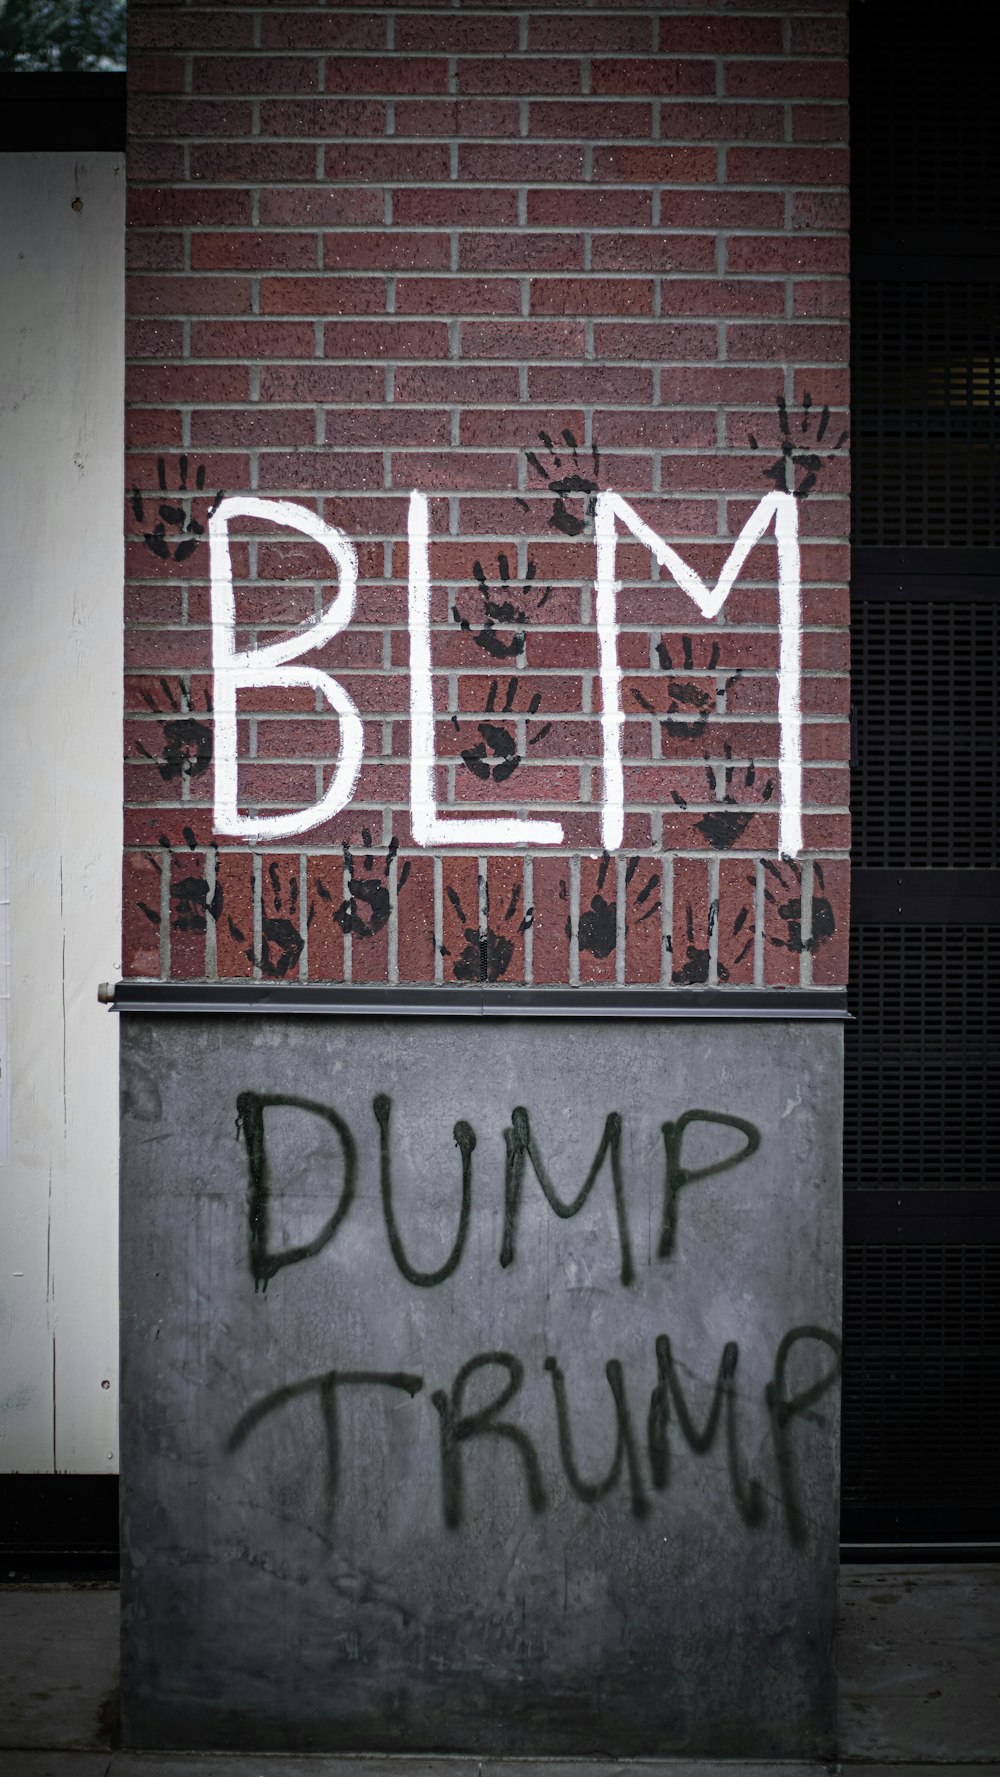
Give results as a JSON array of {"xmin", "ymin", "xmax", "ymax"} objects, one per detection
[
  {"xmin": 120, "ymin": 1012, "xmax": 842, "ymax": 1756},
  {"xmin": 0, "ymin": 154, "xmax": 124, "ymax": 1473}
]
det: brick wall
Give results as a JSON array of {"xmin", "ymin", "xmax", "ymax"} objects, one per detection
[{"xmin": 123, "ymin": 0, "xmax": 850, "ymax": 992}]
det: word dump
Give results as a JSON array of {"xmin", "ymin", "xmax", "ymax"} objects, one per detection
[
  {"xmin": 225, "ymin": 1327, "xmax": 841, "ymax": 1546},
  {"xmin": 209, "ymin": 489, "xmax": 804, "ymax": 855},
  {"xmin": 234, "ymin": 1090, "xmax": 762, "ymax": 1291}
]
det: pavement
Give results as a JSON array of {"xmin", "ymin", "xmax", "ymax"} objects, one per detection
[{"xmin": 0, "ymin": 1565, "xmax": 997, "ymax": 1777}]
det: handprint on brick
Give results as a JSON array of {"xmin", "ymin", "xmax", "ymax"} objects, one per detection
[
  {"xmin": 763, "ymin": 858, "xmax": 835, "ymax": 955},
  {"xmin": 453, "ymin": 554, "xmax": 550, "ymax": 661},
  {"xmin": 135, "ymin": 676, "xmax": 213, "ymax": 782},
  {"xmin": 453, "ymin": 677, "xmax": 553, "ymax": 784},
  {"xmin": 440, "ymin": 876, "xmax": 533, "ymax": 984},
  {"xmin": 252, "ymin": 860, "xmax": 304, "ymax": 978},
  {"xmin": 573, "ymin": 853, "xmax": 662, "ymax": 961},
  {"xmin": 523, "ymin": 428, "xmax": 600, "ymax": 536},
  {"xmin": 625, "ymin": 854, "xmax": 662, "ymax": 928},
  {"xmin": 632, "ymin": 635, "xmax": 740, "ymax": 741},
  {"xmin": 671, "ymin": 747, "xmax": 774, "ymax": 850},
  {"xmin": 717, "ymin": 901, "xmax": 754, "ymax": 982},
  {"xmin": 749, "ymin": 393, "xmax": 848, "ymax": 500},
  {"xmin": 315, "ymin": 832, "xmax": 411, "ymax": 942},
  {"xmin": 131, "ymin": 455, "xmax": 223, "ymax": 563},
  {"xmin": 138, "ymin": 828, "xmax": 223, "ymax": 936},
  {"xmin": 669, "ymin": 900, "xmax": 715, "ymax": 987}
]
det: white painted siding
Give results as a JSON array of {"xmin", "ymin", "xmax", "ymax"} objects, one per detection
[{"xmin": 0, "ymin": 154, "xmax": 123, "ymax": 1472}]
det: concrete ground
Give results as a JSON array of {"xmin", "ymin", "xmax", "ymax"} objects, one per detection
[{"xmin": 0, "ymin": 1565, "xmax": 997, "ymax": 1777}]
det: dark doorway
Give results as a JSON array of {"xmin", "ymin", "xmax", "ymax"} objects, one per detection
[{"xmin": 844, "ymin": 4, "xmax": 1000, "ymax": 1552}]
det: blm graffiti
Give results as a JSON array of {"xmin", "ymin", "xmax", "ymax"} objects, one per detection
[{"xmin": 227, "ymin": 1089, "xmax": 840, "ymax": 1546}]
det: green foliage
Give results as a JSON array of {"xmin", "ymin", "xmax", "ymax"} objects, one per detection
[{"xmin": 0, "ymin": 0, "xmax": 126, "ymax": 72}]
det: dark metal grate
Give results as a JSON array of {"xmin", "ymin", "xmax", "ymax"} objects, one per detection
[
  {"xmin": 853, "ymin": 284, "xmax": 1000, "ymax": 548},
  {"xmin": 851, "ymin": 600, "xmax": 1000, "ymax": 868},
  {"xmin": 851, "ymin": 10, "xmax": 1000, "ymax": 236},
  {"xmin": 842, "ymin": 1242, "xmax": 1000, "ymax": 1509},
  {"xmin": 844, "ymin": 924, "xmax": 1000, "ymax": 1192}
]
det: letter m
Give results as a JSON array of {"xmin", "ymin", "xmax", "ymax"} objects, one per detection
[{"xmin": 593, "ymin": 489, "xmax": 803, "ymax": 857}]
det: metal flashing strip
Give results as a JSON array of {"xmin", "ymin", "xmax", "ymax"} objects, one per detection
[{"xmin": 108, "ymin": 983, "xmax": 849, "ymax": 1019}]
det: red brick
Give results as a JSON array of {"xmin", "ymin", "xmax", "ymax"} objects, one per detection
[
  {"xmin": 659, "ymin": 18, "xmax": 783, "ymax": 54},
  {"xmin": 325, "ymin": 232, "xmax": 450, "ymax": 271},
  {"xmin": 396, "ymin": 15, "xmax": 519, "ymax": 53},
  {"xmin": 531, "ymin": 857, "xmax": 571, "ymax": 984},
  {"xmin": 725, "ymin": 323, "xmax": 848, "ymax": 363},
  {"xmin": 793, "ymin": 104, "xmax": 849, "ymax": 145},
  {"xmin": 725, "ymin": 60, "xmax": 848, "ymax": 101},
  {"xmin": 216, "ymin": 850, "xmax": 255, "ymax": 980},
  {"xmin": 190, "ymin": 143, "xmax": 317, "ymax": 182},
  {"xmin": 394, "ymin": 365, "xmax": 520, "ymax": 403},
  {"xmin": 660, "ymin": 102, "xmax": 785, "ymax": 143},
  {"xmin": 791, "ymin": 190, "xmax": 850, "ymax": 232},
  {"xmin": 624, "ymin": 855, "xmax": 663, "ymax": 983},
  {"xmin": 528, "ymin": 365, "xmax": 653, "ymax": 403},
  {"xmin": 128, "ymin": 275, "xmax": 253, "ymax": 318},
  {"xmin": 460, "ymin": 233, "xmax": 584, "ymax": 272},
  {"xmin": 529, "ymin": 15, "xmax": 652, "ymax": 53},
  {"xmin": 717, "ymin": 859, "xmax": 756, "ymax": 985},
  {"xmin": 762, "ymin": 857, "xmax": 806, "ymax": 987},
  {"xmin": 190, "ymin": 408, "xmax": 317, "ymax": 449},
  {"xmin": 592, "ymin": 145, "xmax": 716, "ymax": 182},
  {"xmin": 126, "ymin": 408, "xmax": 184, "ymax": 448},
  {"xmin": 261, "ymin": 13, "xmax": 384, "ymax": 51},
  {"xmin": 260, "ymin": 276, "xmax": 385, "ymax": 315},
  {"xmin": 392, "ymin": 188, "xmax": 519, "ymax": 228},
  {"xmin": 790, "ymin": 19, "xmax": 849, "ymax": 56},
  {"xmin": 128, "ymin": 187, "xmax": 252, "ymax": 226},
  {"xmin": 259, "ymin": 854, "xmax": 305, "ymax": 980},
  {"xmin": 325, "ymin": 143, "xmax": 451, "ymax": 182},
  {"xmin": 129, "ymin": 54, "xmax": 185, "ymax": 94},
  {"xmin": 726, "ymin": 147, "xmax": 849, "ymax": 187},
  {"xmin": 591, "ymin": 59, "xmax": 715, "ymax": 97},
  {"xmin": 323, "ymin": 320, "xmax": 450, "ymax": 360},
  {"xmin": 130, "ymin": 11, "xmax": 253, "ymax": 50},
  {"xmin": 128, "ymin": 142, "xmax": 185, "ymax": 180},
  {"xmin": 123, "ymin": 853, "xmax": 163, "ymax": 977},
  {"xmin": 458, "ymin": 143, "xmax": 585, "ymax": 182},
  {"xmin": 532, "ymin": 277, "xmax": 654, "ymax": 318},
  {"xmin": 129, "ymin": 98, "xmax": 253, "ymax": 139},
  {"xmin": 793, "ymin": 279, "xmax": 850, "ymax": 319},
  {"xmin": 592, "ymin": 322, "xmax": 718, "ymax": 361},
  {"xmin": 809, "ymin": 859, "xmax": 849, "ymax": 986},
  {"xmin": 192, "ymin": 56, "xmax": 320, "ymax": 95},
  {"xmin": 591, "ymin": 233, "xmax": 716, "ymax": 272},
  {"xmin": 527, "ymin": 188, "xmax": 652, "ymax": 227},
  {"xmin": 259, "ymin": 99, "xmax": 386, "ymax": 137},
  {"xmin": 530, "ymin": 100, "xmax": 654, "ymax": 139},
  {"xmin": 460, "ymin": 320, "xmax": 586, "ymax": 360},
  {"xmin": 260, "ymin": 187, "xmax": 383, "ymax": 226},
  {"xmin": 256, "ymin": 450, "xmax": 383, "ymax": 492},
  {"xmin": 441, "ymin": 857, "xmax": 481, "ymax": 984},
  {"xmin": 326, "ymin": 58, "xmax": 449, "ymax": 95},
  {"xmin": 192, "ymin": 233, "xmax": 318, "ymax": 271},
  {"xmin": 396, "ymin": 854, "xmax": 435, "ymax": 982},
  {"xmin": 485, "ymin": 856, "xmax": 528, "ymax": 983},
  {"xmin": 190, "ymin": 320, "xmax": 316, "ymax": 359},
  {"xmin": 396, "ymin": 276, "xmax": 521, "ymax": 316},
  {"xmin": 671, "ymin": 857, "xmax": 712, "ymax": 987},
  {"xmin": 578, "ymin": 855, "xmax": 617, "ymax": 984},
  {"xmin": 458, "ymin": 59, "xmax": 582, "ymax": 97},
  {"xmin": 660, "ymin": 189, "xmax": 785, "ymax": 229},
  {"xmin": 726, "ymin": 233, "xmax": 849, "ymax": 275}
]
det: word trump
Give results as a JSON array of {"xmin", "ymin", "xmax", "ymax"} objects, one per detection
[{"xmin": 209, "ymin": 489, "xmax": 804, "ymax": 855}]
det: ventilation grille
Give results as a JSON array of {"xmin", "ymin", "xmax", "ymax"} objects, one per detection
[
  {"xmin": 844, "ymin": 924, "xmax": 1000, "ymax": 1191},
  {"xmin": 853, "ymin": 284, "xmax": 1000, "ymax": 548},
  {"xmin": 851, "ymin": 11, "xmax": 1000, "ymax": 235},
  {"xmin": 851, "ymin": 600, "xmax": 1000, "ymax": 867},
  {"xmin": 842, "ymin": 1242, "xmax": 1000, "ymax": 1508}
]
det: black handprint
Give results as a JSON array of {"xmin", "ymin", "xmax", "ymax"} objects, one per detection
[
  {"xmin": 749, "ymin": 393, "xmax": 848, "ymax": 500},
  {"xmin": 131, "ymin": 455, "xmax": 223, "ymax": 562},
  {"xmin": 671, "ymin": 747, "xmax": 774, "ymax": 850},
  {"xmin": 523, "ymin": 428, "xmax": 600, "ymax": 535},
  {"xmin": 632, "ymin": 635, "xmax": 740, "ymax": 740},
  {"xmin": 577, "ymin": 852, "xmax": 616, "ymax": 959},
  {"xmin": 316, "ymin": 832, "xmax": 411, "ymax": 942},
  {"xmin": 254, "ymin": 860, "xmax": 304, "ymax": 977},
  {"xmin": 763, "ymin": 858, "xmax": 835, "ymax": 954},
  {"xmin": 441, "ymin": 876, "xmax": 532, "ymax": 983},
  {"xmin": 135, "ymin": 676, "xmax": 213, "ymax": 781},
  {"xmin": 148, "ymin": 828, "xmax": 223, "ymax": 934},
  {"xmin": 454, "ymin": 677, "xmax": 552, "ymax": 784},
  {"xmin": 670, "ymin": 901, "xmax": 713, "ymax": 987},
  {"xmin": 453, "ymin": 554, "xmax": 550, "ymax": 660},
  {"xmin": 624, "ymin": 854, "xmax": 662, "ymax": 927}
]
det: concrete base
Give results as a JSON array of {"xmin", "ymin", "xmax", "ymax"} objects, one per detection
[{"xmin": 119, "ymin": 1016, "xmax": 842, "ymax": 1756}]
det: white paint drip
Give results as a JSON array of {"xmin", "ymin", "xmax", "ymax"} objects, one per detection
[
  {"xmin": 209, "ymin": 496, "xmax": 364, "ymax": 841},
  {"xmin": 593, "ymin": 490, "xmax": 803, "ymax": 857}
]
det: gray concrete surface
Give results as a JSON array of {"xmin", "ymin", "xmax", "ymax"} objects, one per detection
[
  {"xmin": 119, "ymin": 1017, "xmax": 842, "ymax": 1756},
  {"xmin": 3, "ymin": 1565, "xmax": 999, "ymax": 1774}
]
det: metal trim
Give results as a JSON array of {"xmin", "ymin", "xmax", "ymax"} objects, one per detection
[
  {"xmin": 108, "ymin": 983, "xmax": 849, "ymax": 1020},
  {"xmin": 852, "ymin": 869, "xmax": 1000, "ymax": 924}
]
